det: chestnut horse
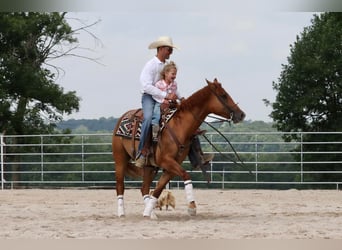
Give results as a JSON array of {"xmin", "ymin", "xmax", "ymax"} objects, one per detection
[{"xmin": 112, "ymin": 78, "xmax": 245, "ymax": 218}]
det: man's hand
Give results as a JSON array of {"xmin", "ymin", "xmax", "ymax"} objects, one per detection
[{"xmin": 166, "ymin": 93, "xmax": 177, "ymax": 101}]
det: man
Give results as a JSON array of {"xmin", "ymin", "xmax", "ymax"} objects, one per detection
[
  {"xmin": 135, "ymin": 36, "xmax": 178, "ymax": 167},
  {"xmin": 135, "ymin": 36, "xmax": 213, "ymax": 168}
]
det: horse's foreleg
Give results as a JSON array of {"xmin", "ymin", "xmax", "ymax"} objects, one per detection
[
  {"xmin": 117, "ymin": 194, "xmax": 125, "ymax": 217},
  {"xmin": 143, "ymin": 171, "xmax": 172, "ymax": 218},
  {"xmin": 141, "ymin": 166, "xmax": 158, "ymax": 217},
  {"xmin": 184, "ymin": 179, "xmax": 196, "ymax": 216},
  {"xmin": 141, "ymin": 166, "xmax": 157, "ymax": 196},
  {"xmin": 167, "ymin": 166, "xmax": 197, "ymax": 216}
]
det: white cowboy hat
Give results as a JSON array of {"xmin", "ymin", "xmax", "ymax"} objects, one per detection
[{"xmin": 148, "ymin": 36, "xmax": 179, "ymax": 49}]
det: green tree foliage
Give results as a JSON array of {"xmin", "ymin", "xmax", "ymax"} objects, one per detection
[
  {"xmin": 268, "ymin": 13, "xmax": 342, "ymax": 137},
  {"xmin": 0, "ymin": 12, "xmax": 80, "ymax": 135},
  {"xmin": 266, "ymin": 13, "xmax": 342, "ymax": 182},
  {"xmin": 0, "ymin": 12, "xmax": 101, "ymax": 186},
  {"xmin": 57, "ymin": 117, "xmax": 118, "ymax": 132}
]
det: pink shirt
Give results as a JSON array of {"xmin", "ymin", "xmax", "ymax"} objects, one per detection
[{"xmin": 153, "ymin": 79, "xmax": 182, "ymax": 103}]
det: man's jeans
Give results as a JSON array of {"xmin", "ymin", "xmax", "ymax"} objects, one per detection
[{"xmin": 138, "ymin": 94, "xmax": 156, "ymax": 153}]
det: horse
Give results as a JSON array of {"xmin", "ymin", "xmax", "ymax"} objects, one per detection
[{"xmin": 112, "ymin": 78, "xmax": 245, "ymax": 218}]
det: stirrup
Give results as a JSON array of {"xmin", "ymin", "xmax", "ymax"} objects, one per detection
[{"xmin": 135, "ymin": 155, "xmax": 146, "ymax": 168}]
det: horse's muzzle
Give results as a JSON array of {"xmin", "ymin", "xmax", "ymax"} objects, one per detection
[{"xmin": 233, "ymin": 111, "xmax": 246, "ymax": 123}]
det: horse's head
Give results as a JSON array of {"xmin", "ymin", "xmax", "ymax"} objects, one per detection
[{"xmin": 206, "ymin": 78, "xmax": 245, "ymax": 123}]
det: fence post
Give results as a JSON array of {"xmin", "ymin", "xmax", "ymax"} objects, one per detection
[
  {"xmin": 81, "ymin": 135, "xmax": 85, "ymax": 182},
  {"xmin": 255, "ymin": 134, "xmax": 258, "ymax": 183},
  {"xmin": 1, "ymin": 133, "xmax": 5, "ymax": 190},
  {"xmin": 210, "ymin": 134, "xmax": 213, "ymax": 183},
  {"xmin": 40, "ymin": 135, "xmax": 44, "ymax": 181},
  {"xmin": 300, "ymin": 132, "xmax": 303, "ymax": 183}
]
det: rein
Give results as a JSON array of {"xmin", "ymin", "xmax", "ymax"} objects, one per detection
[
  {"xmin": 189, "ymin": 109, "xmax": 252, "ymax": 174},
  {"xmin": 203, "ymin": 85, "xmax": 252, "ymax": 174},
  {"xmin": 202, "ymin": 119, "xmax": 253, "ymax": 175},
  {"xmin": 163, "ymin": 123, "xmax": 191, "ymax": 159}
]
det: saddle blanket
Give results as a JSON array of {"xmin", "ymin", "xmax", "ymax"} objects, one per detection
[
  {"xmin": 115, "ymin": 108, "xmax": 177, "ymax": 139},
  {"xmin": 115, "ymin": 116, "xmax": 142, "ymax": 139}
]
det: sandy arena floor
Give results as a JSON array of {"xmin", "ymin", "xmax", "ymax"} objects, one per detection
[{"xmin": 1, "ymin": 189, "xmax": 342, "ymax": 239}]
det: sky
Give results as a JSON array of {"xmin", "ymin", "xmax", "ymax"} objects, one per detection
[{"xmin": 50, "ymin": 1, "xmax": 318, "ymax": 122}]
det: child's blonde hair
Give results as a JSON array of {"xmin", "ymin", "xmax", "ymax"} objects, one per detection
[{"xmin": 160, "ymin": 61, "xmax": 177, "ymax": 79}]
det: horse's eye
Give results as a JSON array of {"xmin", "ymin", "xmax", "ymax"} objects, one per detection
[{"xmin": 220, "ymin": 94, "xmax": 227, "ymax": 99}]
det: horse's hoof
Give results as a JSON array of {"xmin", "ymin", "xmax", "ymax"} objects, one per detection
[
  {"xmin": 150, "ymin": 211, "xmax": 158, "ymax": 220},
  {"xmin": 118, "ymin": 207, "xmax": 125, "ymax": 218},
  {"xmin": 187, "ymin": 207, "xmax": 197, "ymax": 216},
  {"xmin": 143, "ymin": 211, "xmax": 158, "ymax": 220},
  {"xmin": 187, "ymin": 201, "xmax": 196, "ymax": 216},
  {"xmin": 118, "ymin": 210, "xmax": 125, "ymax": 218}
]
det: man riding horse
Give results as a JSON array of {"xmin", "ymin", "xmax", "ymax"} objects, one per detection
[
  {"xmin": 112, "ymin": 36, "xmax": 245, "ymax": 218},
  {"xmin": 112, "ymin": 78, "xmax": 245, "ymax": 218},
  {"xmin": 135, "ymin": 36, "xmax": 214, "ymax": 169}
]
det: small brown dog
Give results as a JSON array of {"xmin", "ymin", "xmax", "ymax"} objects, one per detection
[{"xmin": 150, "ymin": 190, "xmax": 176, "ymax": 211}]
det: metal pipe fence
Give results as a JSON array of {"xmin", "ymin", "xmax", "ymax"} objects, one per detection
[{"xmin": 1, "ymin": 132, "xmax": 341, "ymax": 190}]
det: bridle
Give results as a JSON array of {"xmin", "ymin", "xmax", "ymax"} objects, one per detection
[
  {"xmin": 163, "ymin": 84, "xmax": 252, "ymax": 174},
  {"xmin": 207, "ymin": 84, "xmax": 239, "ymax": 122},
  {"xmin": 201, "ymin": 84, "xmax": 253, "ymax": 174}
]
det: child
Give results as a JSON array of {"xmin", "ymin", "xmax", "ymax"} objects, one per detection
[{"xmin": 151, "ymin": 61, "xmax": 183, "ymax": 141}]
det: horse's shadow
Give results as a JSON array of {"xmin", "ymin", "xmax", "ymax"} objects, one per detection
[{"xmin": 112, "ymin": 211, "xmax": 239, "ymax": 222}]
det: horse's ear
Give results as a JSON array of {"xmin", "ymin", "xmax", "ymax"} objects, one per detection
[
  {"xmin": 205, "ymin": 79, "xmax": 211, "ymax": 85},
  {"xmin": 213, "ymin": 78, "xmax": 218, "ymax": 83}
]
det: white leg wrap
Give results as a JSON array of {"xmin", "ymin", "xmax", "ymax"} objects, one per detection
[
  {"xmin": 117, "ymin": 195, "xmax": 125, "ymax": 217},
  {"xmin": 143, "ymin": 196, "xmax": 157, "ymax": 217},
  {"xmin": 184, "ymin": 180, "xmax": 195, "ymax": 203},
  {"xmin": 143, "ymin": 194, "xmax": 150, "ymax": 206}
]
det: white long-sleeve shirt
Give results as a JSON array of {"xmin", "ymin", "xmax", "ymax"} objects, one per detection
[{"xmin": 139, "ymin": 56, "xmax": 167, "ymax": 101}]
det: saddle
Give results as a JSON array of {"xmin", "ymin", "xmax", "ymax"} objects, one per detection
[{"xmin": 115, "ymin": 106, "xmax": 178, "ymax": 158}]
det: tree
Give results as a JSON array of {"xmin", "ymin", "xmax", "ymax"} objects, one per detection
[
  {"xmin": 0, "ymin": 12, "xmax": 82, "ymax": 135},
  {"xmin": 266, "ymin": 13, "xmax": 342, "ymax": 138},
  {"xmin": 265, "ymin": 13, "xmax": 342, "ymax": 183},
  {"xmin": 0, "ymin": 12, "xmax": 99, "ymax": 186}
]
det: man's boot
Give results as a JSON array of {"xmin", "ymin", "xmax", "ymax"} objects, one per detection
[
  {"xmin": 135, "ymin": 153, "xmax": 146, "ymax": 168},
  {"xmin": 201, "ymin": 153, "xmax": 214, "ymax": 165}
]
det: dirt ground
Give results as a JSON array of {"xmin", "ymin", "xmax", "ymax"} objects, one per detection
[{"xmin": 1, "ymin": 188, "xmax": 342, "ymax": 239}]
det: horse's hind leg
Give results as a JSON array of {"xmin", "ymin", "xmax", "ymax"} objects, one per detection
[
  {"xmin": 115, "ymin": 160, "xmax": 126, "ymax": 217},
  {"xmin": 112, "ymin": 136, "xmax": 130, "ymax": 217}
]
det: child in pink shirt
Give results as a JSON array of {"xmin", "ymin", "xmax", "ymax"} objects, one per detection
[{"xmin": 152, "ymin": 61, "xmax": 183, "ymax": 141}]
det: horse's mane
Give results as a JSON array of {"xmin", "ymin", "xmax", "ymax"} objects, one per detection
[{"xmin": 178, "ymin": 85, "xmax": 211, "ymax": 112}]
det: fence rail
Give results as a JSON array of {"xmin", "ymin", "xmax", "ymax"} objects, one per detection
[{"xmin": 1, "ymin": 132, "xmax": 342, "ymax": 190}]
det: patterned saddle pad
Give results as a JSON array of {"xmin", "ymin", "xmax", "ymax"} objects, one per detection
[
  {"xmin": 115, "ymin": 108, "xmax": 177, "ymax": 139},
  {"xmin": 115, "ymin": 109, "xmax": 142, "ymax": 139}
]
